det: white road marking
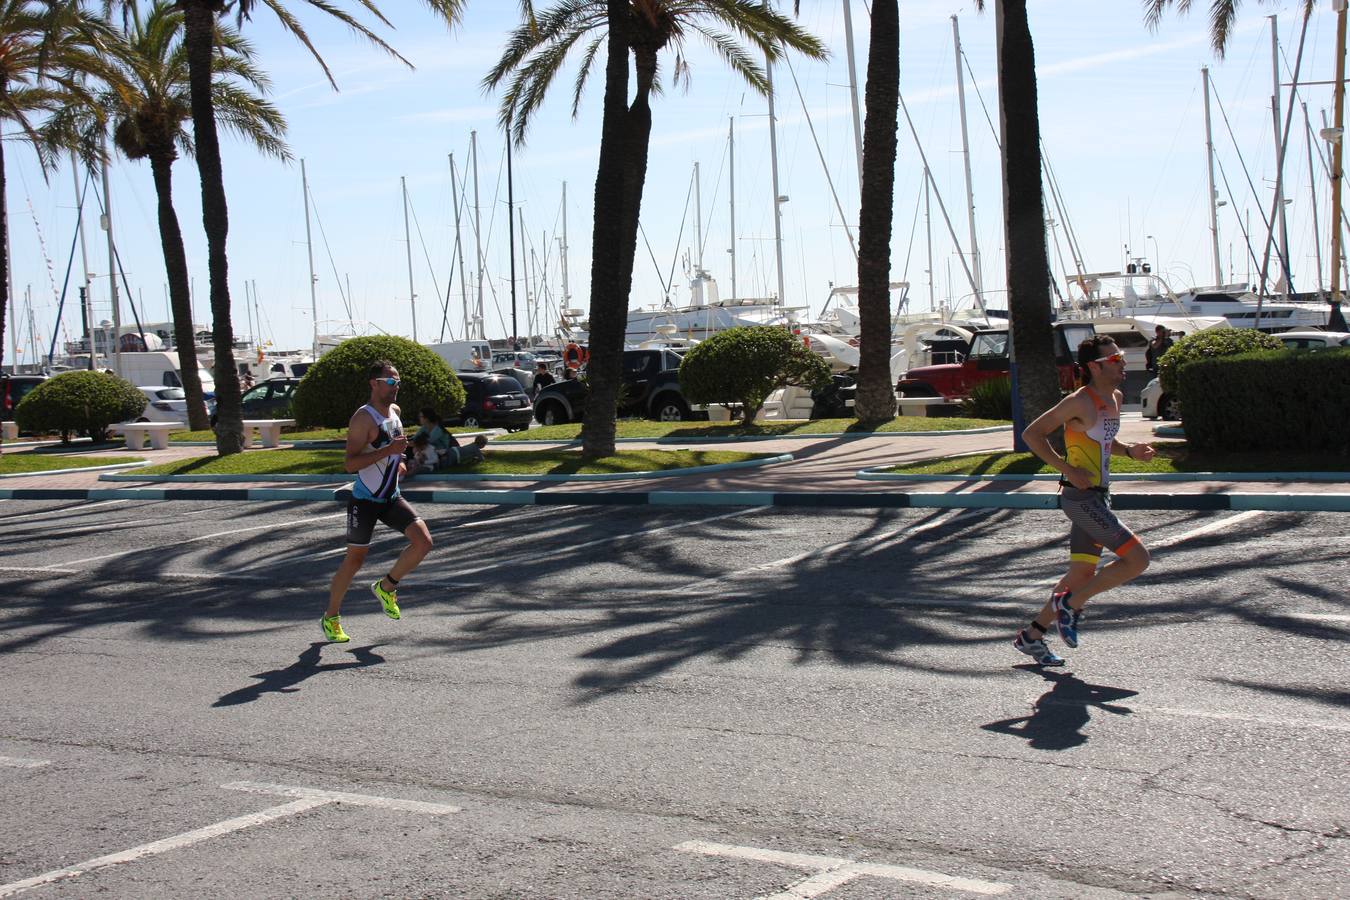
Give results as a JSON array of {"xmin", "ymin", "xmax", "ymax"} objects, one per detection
[
  {"xmin": 0, "ymin": 566, "xmax": 77, "ymax": 576},
  {"xmin": 0, "ymin": 756, "xmax": 50, "ymax": 769},
  {"xmin": 1153, "ymin": 511, "xmax": 1265, "ymax": 548},
  {"xmin": 0, "ymin": 798, "xmax": 327, "ymax": 897},
  {"xmin": 222, "ymin": 780, "xmax": 461, "ymax": 814},
  {"xmin": 675, "ymin": 840, "xmax": 1010, "ymax": 896},
  {"xmin": 1145, "ymin": 705, "xmax": 1350, "ymax": 734},
  {"xmin": 1278, "ymin": 613, "xmax": 1350, "ymax": 623},
  {"xmin": 45, "ymin": 511, "xmax": 347, "ymax": 568},
  {"xmin": 0, "ymin": 781, "xmax": 459, "ymax": 897}
]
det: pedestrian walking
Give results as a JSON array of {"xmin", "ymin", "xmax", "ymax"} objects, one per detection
[
  {"xmin": 321, "ymin": 360, "xmax": 434, "ymax": 643},
  {"xmin": 1145, "ymin": 325, "xmax": 1174, "ymax": 373},
  {"xmin": 1013, "ymin": 335, "xmax": 1154, "ymax": 666},
  {"xmin": 532, "ymin": 361, "xmax": 555, "ymax": 398}
]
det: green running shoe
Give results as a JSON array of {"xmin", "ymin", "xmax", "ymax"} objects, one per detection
[
  {"xmin": 371, "ymin": 579, "xmax": 401, "ymax": 619},
  {"xmin": 321, "ymin": 615, "xmax": 350, "ymax": 643}
]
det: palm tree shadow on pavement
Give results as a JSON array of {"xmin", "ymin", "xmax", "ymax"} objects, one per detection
[
  {"xmin": 980, "ymin": 667, "xmax": 1138, "ymax": 751},
  {"xmin": 212, "ymin": 642, "xmax": 385, "ymax": 707}
]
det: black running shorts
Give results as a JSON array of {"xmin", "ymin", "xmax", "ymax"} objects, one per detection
[{"xmin": 345, "ymin": 496, "xmax": 421, "ymax": 547}]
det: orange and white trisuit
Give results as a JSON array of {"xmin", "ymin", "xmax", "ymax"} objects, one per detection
[{"xmin": 1060, "ymin": 386, "xmax": 1141, "ymax": 565}]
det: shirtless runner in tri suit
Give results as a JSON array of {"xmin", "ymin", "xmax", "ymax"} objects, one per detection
[{"xmin": 1013, "ymin": 335, "xmax": 1155, "ymax": 666}]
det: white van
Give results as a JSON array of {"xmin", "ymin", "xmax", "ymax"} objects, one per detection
[
  {"xmin": 117, "ymin": 351, "xmax": 216, "ymax": 394},
  {"xmin": 425, "ymin": 340, "xmax": 492, "ymax": 373}
]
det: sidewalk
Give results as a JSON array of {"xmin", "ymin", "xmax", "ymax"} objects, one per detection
[{"xmin": 3, "ymin": 414, "xmax": 1347, "ymax": 511}]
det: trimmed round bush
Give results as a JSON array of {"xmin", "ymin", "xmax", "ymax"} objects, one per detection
[
  {"xmin": 291, "ymin": 336, "xmax": 465, "ymax": 429},
  {"xmin": 1157, "ymin": 328, "xmax": 1282, "ymax": 395},
  {"xmin": 679, "ymin": 326, "xmax": 831, "ymax": 422},
  {"xmin": 14, "ymin": 370, "xmax": 146, "ymax": 442}
]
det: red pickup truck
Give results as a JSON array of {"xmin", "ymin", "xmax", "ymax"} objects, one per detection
[{"xmin": 896, "ymin": 322, "xmax": 1096, "ymax": 401}]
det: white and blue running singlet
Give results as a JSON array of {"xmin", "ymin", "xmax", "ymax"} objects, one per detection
[{"xmin": 351, "ymin": 404, "xmax": 404, "ymax": 501}]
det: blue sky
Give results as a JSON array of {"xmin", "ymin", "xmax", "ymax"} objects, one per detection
[{"xmin": 4, "ymin": 0, "xmax": 1338, "ymax": 363}]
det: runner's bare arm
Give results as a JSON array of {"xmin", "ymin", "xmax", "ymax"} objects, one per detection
[
  {"xmin": 343, "ymin": 410, "xmax": 400, "ymax": 473},
  {"xmin": 1023, "ymin": 391, "xmax": 1094, "ymax": 489}
]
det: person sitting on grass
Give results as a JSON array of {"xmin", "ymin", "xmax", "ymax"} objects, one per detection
[
  {"xmin": 443, "ymin": 433, "xmax": 488, "ymax": 467},
  {"xmin": 415, "ymin": 407, "xmax": 452, "ymax": 464},
  {"xmin": 408, "ymin": 430, "xmax": 439, "ymax": 476}
]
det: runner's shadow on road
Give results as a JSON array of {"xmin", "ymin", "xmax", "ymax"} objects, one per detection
[
  {"xmin": 980, "ymin": 667, "xmax": 1138, "ymax": 750},
  {"xmin": 212, "ymin": 642, "xmax": 385, "ymax": 707}
]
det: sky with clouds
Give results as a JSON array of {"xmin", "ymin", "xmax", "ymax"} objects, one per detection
[{"xmin": 4, "ymin": 0, "xmax": 1339, "ymax": 363}]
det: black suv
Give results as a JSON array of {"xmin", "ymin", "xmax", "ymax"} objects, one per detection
[
  {"xmin": 450, "ymin": 373, "xmax": 532, "ymax": 431},
  {"xmin": 2, "ymin": 374, "xmax": 47, "ymax": 429},
  {"xmin": 533, "ymin": 349, "xmax": 698, "ymax": 425}
]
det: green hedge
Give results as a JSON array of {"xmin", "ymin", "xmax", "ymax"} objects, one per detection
[
  {"xmin": 1178, "ymin": 349, "xmax": 1350, "ymax": 453},
  {"xmin": 291, "ymin": 336, "xmax": 465, "ymax": 429},
  {"xmin": 14, "ymin": 370, "xmax": 146, "ymax": 442},
  {"xmin": 679, "ymin": 326, "xmax": 831, "ymax": 422},
  {"xmin": 1158, "ymin": 328, "xmax": 1282, "ymax": 396}
]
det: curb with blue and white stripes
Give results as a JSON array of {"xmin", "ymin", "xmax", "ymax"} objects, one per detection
[{"xmin": 3, "ymin": 484, "xmax": 1347, "ymax": 511}]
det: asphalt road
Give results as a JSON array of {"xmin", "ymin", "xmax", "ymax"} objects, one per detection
[{"xmin": 0, "ymin": 497, "xmax": 1346, "ymax": 899}]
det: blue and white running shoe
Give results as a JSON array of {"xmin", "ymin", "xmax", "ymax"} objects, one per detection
[
  {"xmin": 1013, "ymin": 630, "xmax": 1066, "ymax": 667},
  {"xmin": 1053, "ymin": 591, "xmax": 1082, "ymax": 649}
]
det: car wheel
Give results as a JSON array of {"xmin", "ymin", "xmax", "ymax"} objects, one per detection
[
  {"xmin": 136, "ymin": 416, "xmax": 150, "ymax": 423},
  {"xmin": 1160, "ymin": 394, "xmax": 1181, "ymax": 421},
  {"xmin": 653, "ymin": 395, "xmax": 689, "ymax": 422},
  {"xmin": 462, "ymin": 415, "xmax": 481, "ymax": 428},
  {"xmin": 539, "ymin": 402, "xmax": 565, "ymax": 426}
]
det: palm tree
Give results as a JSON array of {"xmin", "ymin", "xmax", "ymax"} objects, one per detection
[
  {"xmin": 0, "ymin": 1, "xmax": 113, "ymax": 453},
  {"xmin": 851, "ymin": 0, "xmax": 898, "ymax": 422},
  {"xmin": 54, "ymin": 2, "xmax": 289, "ymax": 432},
  {"xmin": 486, "ymin": 0, "xmax": 827, "ymax": 458},
  {"xmin": 975, "ymin": 0, "xmax": 1060, "ymax": 442},
  {"xmin": 84, "ymin": 0, "xmax": 470, "ymax": 455},
  {"xmin": 1145, "ymin": 0, "xmax": 1346, "ymax": 331}
]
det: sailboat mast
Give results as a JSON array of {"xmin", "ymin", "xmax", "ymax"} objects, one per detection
[
  {"xmin": 1330, "ymin": 2, "xmax": 1348, "ymax": 316},
  {"xmin": 507, "ymin": 121, "xmax": 517, "ymax": 345},
  {"xmin": 1202, "ymin": 67, "xmax": 1223, "ymax": 287},
  {"xmin": 98, "ymin": 134, "xmax": 122, "ymax": 376},
  {"xmin": 71, "ymin": 156, "xmax": 96, "ymax": 370},
  {"xmin": 1303, "ymin": 103, "xmax": 1326, "ymax": 294},
  {"xmin": 560, "ymin": 181, "xmax": 570, "ymax": 312},
  {"xmin": 694, "ymin": 162, "xmax": 703, "ymax": 272},
  {"xmin": 1270, "ymin": 16, "xmax": 1291, "ymax": 288},
  {"xmin": 765, "ymin": 43, "xmax": 787, "ymax": 306},
  {"xmin": 449, "ymin": 153, "xmax": 469, "ymax": 342},
  {"xmin": 471, "ymin": 131, "xmax": 485, "ymax": 340},
  {"xmin": 952, "ymin": 15, "xmax": 983, "ymax": 305},
  {"xmin": 402, "ymin": 176, "xmax": 417, "ymax": 342},
  {"xmin": 924, "ymin": 166, "xmax": 935, "ymax": 313},
  {"xmin": 841, "ymin": 0, "xmax": 864, "ymax": 186},
  {"xmin": 301, "ymin": 159, "xmax": 320, "ymax": 358},
  {"xmin": 5, "ymin": 219, "xmax": 15, "ymax": 367},
  {"xmin": 728, "ymin": 117, "xmax": 737, "ymax": 301}
]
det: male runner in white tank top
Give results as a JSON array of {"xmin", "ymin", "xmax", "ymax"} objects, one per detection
[
  {"xmin": 322, "ymin": 360, "xmax": 434, "ymax": 642},
  {"xmin": 1014, "ymin": 335, "xmax": 1155, "ymax": 665}
]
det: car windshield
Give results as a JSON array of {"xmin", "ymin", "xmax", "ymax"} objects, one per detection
[
  {"xmin": 242, "ymin": 385, "xmax": 269, "ymax": 402},
  {"xmin": 968, "ymin": 333, "xmax": 1009, "ymax": 359},
  {"xmin": 157, "ymin": 388, "xmax": 186, "ymax": 400}
]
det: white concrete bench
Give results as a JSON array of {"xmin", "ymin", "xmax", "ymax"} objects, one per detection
[
  {"xmin": 1, "ymin": 422, "xmax": 16, "ymax": 442},
  {"xmin": 241, "ymin": 419, "xmax": 296, "ymax": 449},
  {"xmin": 113, "ymin": 421, "xmax": 180, "ymax": 450}
]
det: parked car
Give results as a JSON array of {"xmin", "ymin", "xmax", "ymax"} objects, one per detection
[
  {"xmin": 210, "ymin": 376, "xmax": 300, "ymax": 426},
  {"xmin": 2, "ymin": 374, "xmax": 47, "ymax": 426},
  {"xmin": 449, "ymin": 372, "xmax": 533, "ymax": 431},
  {"xmin": 896, "ymin": 322, "xmax": 1097, "ymax": 401},
  {"xmin": 132, "ymin": 385, "xmax": 208, "ymax": 425},
  {"xmin": 532, "ymin": 348, "xmax": 696, "ymax": 425},
  {"xmin": 1140, "ymin": 377, "xmax": 1181, "ymax": 421},
  {"xmin": 1274, "ymin": 330, "xmax": 1350, "ymax": 351}
]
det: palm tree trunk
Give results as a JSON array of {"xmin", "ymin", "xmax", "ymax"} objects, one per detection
[
  {"xmin": 854, "ymin": 0, "xmax": 899, "ymax": 423},
  {"xmin": 183, "ymin": 0, "xmax": 243, "ymax": 455},
  {"xmin": 995, "ymin": 0, "xmax": 1059, "ymax": 440},
  {"xmin": 578, "ymin": 0, "xmax": 632, "ymax": 460},
  {"xmin": 149, "ymin": 151, "xmax": 210, "ymax": 431},
  {"xmin": 0, "ymin": 114, "xmax": 9, "ymax": 455}
]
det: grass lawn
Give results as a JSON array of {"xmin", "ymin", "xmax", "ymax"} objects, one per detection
[
  {"xmin": 497, "ymin": 416, "xmax": 1009, "ymax": 442},
  {"xmin": 138, "ymin": 448, "xmax": 771, "ymax": 477},
  {"xmin": 169, "ymin": 426, "xmax": 480, "ymax": 443},
  {"xmin": 0, "ymin": 453, "xmax": 142, "ymax": 474},
  {"xmin": 884, "ymin": 442, "xmax": 1350, "ymax": 476}
]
